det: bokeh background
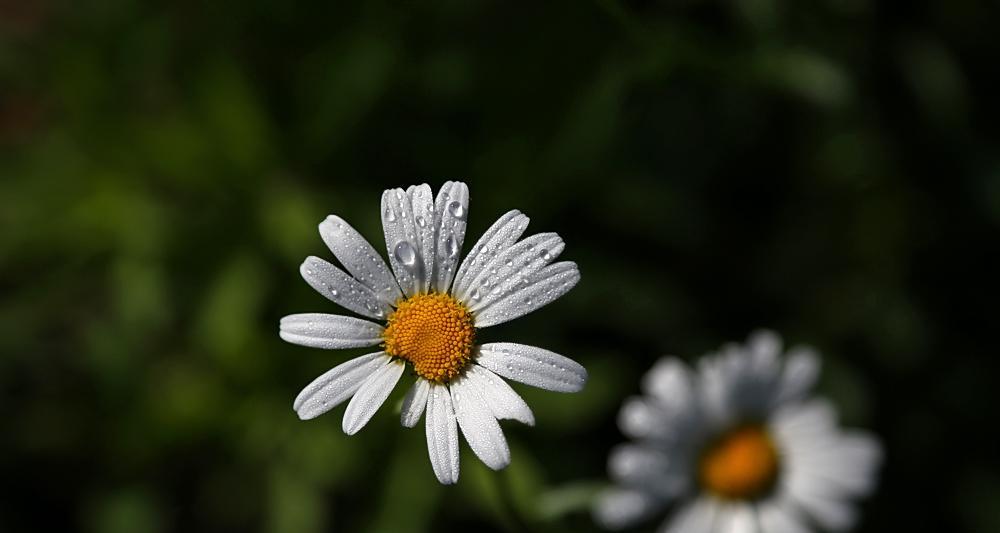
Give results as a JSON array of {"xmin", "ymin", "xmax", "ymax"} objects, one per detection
[{"xmin": 3, "ymin": 1, "xmax": 999, "ymax": 532}]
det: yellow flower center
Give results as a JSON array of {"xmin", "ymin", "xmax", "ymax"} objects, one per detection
[
  {"xmin": 382, "ymin": 292, "xmax": 476, "ymax": 383},
  {"xmin": 699, "ymin": 424, "xmax": 779, "ymax": 500}
]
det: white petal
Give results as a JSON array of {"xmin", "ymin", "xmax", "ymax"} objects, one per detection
[
  {"xmin": 476, "ymin": 342, "xmax": 587, "ymax": 392},
  {"xmin": 757, "ymin": 500, "xmax": 809, "ymax": 533},
  {"xmin": 661, "ymin": 498, "xmax": 719, "ymax": 533},
  {"xmin": 425, "ymin": 383, "xmax": 460, "ymax": 484},
  {"xmin": 641, "ymin": 357, "xmax": 695, "ymax": 408},
  {"xmin": 293, "ymin": 352, "xmax": 387, "ymax": 420},
  {"xmin": 465, "ymin": 365, "xmax": 534, "ymax": 425},
  {"xmin": 450, "ymin": 374, "xmax": 511, "ymax": 470},
  {"xmin": 432, "ymin": 181, "xmax": 469, "ymax": 293},
  {"xmin": 782, "ymin": 430, "xmax": 882, "ymax": 497},
  {"xmin": 452, "ymin": 210, "xmax": 530, "ymax": 299},
  {"xmin": 342, "ymin": 358, "xmax": 405, "ymax": 434},
  {"xmin": 465, "ymin": 232, "xmax": 564, "ymax": 312},
  {"xmin": 473, "ymin": 261, "xmax": 580, "ymax": 328},
  {"xmin": 608, "ymin": 444, "xmax": 688, "ymax": 498},
  {"xmin": 299, "ymin": 256, "xmax": 393, "ymax": 319},
  {"xmin": 788, "ymin": 489, "xmax": 856, "ymax": 531},
  {"xmin": 318, "ymin": 215, "xmax": 402, "ymax": 305},
  {"xmin": 279, "ymin": 313, "xmax": 383, "ymax": 349},
  {"xmin": 774, "ymin": 346, "xmax": 821, "ymax": 406},
  {"xmin": 381, "ymin": 187, "xmax": 423, "ymax": 297},
  {"xmin": 407, "ymin": 184, "xmax": 436, "ymax": 293},
  {"xmin": 593, "ymin": 488, "xmax": 663, "ymax": 530},
  {"xmin": 401, "ymin": 378, "xmax": 431, "ymax": 428},
  {"xmin": 715, "ymin": 502, "xmax": 757, "ymax": 533}
]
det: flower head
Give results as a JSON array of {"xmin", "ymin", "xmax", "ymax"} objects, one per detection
[
  {"xmin": 595, "ymin": 331, "xmax": 882, "ymax": 532},
  {"xmin": 280, "ymin": 182, "xmax": 587, "ymax": 484}
]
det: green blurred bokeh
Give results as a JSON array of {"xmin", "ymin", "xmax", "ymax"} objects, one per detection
[{"xmin": 2, "ymin": 1, "xmax": 999, "ymax": 532}]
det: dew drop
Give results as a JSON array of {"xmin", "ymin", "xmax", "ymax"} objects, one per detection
[
  {"xmin": 447, "ymin": 201, "xmax": 466, "ymax": 220},
  {"xmin": 471, "ymin": 288, "xmax": 481, "ymax": 301},
  {"xmin": 539, "ymin": 249, "xmax": 552, "ymax": 261},
  {"xmin": 329, "ymin": 287, "xmax": 339, "ymax": 297},
  {"xmin": 384, "ymin": 207, "xmax": 397, "ymax": 222},
  {"xmin": 416, "ymin": 215, "xmax": 427, "ymax": 228},
  {"xmin": 446, "ymin": 235, "xmax": 460, "ymax": 258},
  {"xmin": 394, "ymin": 241, "xmax": 418, "ymax": 267},
  {"xmin": 505, "ymin": 259, "xmax": 514, "ymax": 267}
]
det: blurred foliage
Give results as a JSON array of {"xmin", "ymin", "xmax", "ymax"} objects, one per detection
[{"xmin": 2, "ymin": 0, "xmax": 1000, "ymax": 532}]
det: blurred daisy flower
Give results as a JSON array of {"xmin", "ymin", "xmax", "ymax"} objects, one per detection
[
  {"xmin": 280, "ymin": 181, "xmax": 586, "ymax": 484},
  {"xmin": 595, "ymin": 331, "xmax": 882, "ymax": 532}
]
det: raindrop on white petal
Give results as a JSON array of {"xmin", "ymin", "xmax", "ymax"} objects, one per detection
[
  {"xmin": 539, "ymin": 249, "xmax": 551, "ymax": 261},
  {"xmin": 416, "ymin": 215, "xmax": 427, "ymax": 228},
  {"xmin": 384, "ymin": 207, "xmax": 397, "ymax": 222},
  {"xmin": 471, "ymin": 288, "xmax": 481, "ymax": 301},
  {"xmin": 394, "ymin": 241, "xmax": 418, "ymax": 267},
  {"xmin": 447, "ymin": 201, "xmax": 466, "ymax": 220},
  {"xmin": 446, "ymin": 235, "xmax": 460, "ymax": 258}
]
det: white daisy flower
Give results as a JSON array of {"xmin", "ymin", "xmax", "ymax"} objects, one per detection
[
  {"xmin": 595, "ymin": 331, "xmax": 882, "ymax": 533},
  {"xmin": 280, "ymin": 181, "xmax": 587, "ymax": 484}
]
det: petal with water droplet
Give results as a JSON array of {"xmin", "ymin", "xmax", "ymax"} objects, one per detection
[
  {"xmin": 465, "ymin": 232, "xmax": 564, "ymax": 312},
  {"xmin": 319, "ymin": 215, "xmax": 402, "ymax": 305},
  {"xmin": 432, "ymin": 181, "xmax": 469, "ymax": 293},
  {"xmin": 475, "ymin": 342, "xmax": 587, "ymax": 392},
  {"xmin": 452, "ymin": 210, "xmax": 530, "ymax": 300},
  {"xmin": 474, "ymin": 261, "xmax": 580, "ymax": 328},
  {"xmin": 279, "ymin": 313, "xmax": 383, "ymax": 349},
  {"xmin": 299, "ymin": 256, "xmax": 393, "ymax": 319}
]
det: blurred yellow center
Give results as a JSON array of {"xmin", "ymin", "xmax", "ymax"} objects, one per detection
[
  {"xmin": 383, "ymin": 293, "xmax": 475, "ymax": 383},
  {"xmin": 699, "ymin": 425, "xmax": 779, "ymax": 500}
]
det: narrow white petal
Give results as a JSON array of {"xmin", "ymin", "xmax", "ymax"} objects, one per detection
[
  {"xmin": 715, "ymin": 502, "xmax": 757, "ymax": 533},
  {"xmin": 318, "ymin": 215, "xmax": 402, "ymax": 305},
  {"xmin": 299, "ymin": 256, "xmax": 393, "ymax": 319},
  {"xmin": 293, "ymin": 352, "xmax": 387, "ymax": 420},
  {"xmin": 593, "ymin": 488, "xmax": 664, "ymax": 530},
  {"xmin": 608, "ymin": 444, "xmax": 688, "ymax": 498},
  {"xmin": 641, "ymin": 357, "xmax": 695, "ymax": 408},
  {"xmin": 476, "ymin": 342, "xmax": 587, "ymax": 392},
  {"xmin": 774, "ymin": 346, "xmax": 821, "ymax": 405},
  {"xmin": 432, "ymin": 181, "xmax": 469, "ymax": 293},
  {"xmin": 401, "ymin": 379, "xmax": 431, "ymax": 428},
  {"xmin": 782, "ymin": 430, "xmax": 882, "ymax": 497},
  {"xmin": 789, "ymin": 490, "xmax": 856, "ymax": 531},
  {"xmin": 757, "ymin": 500, "xmax": 809, "ymax": 533},
  {"xmin": 452, "ymin": 210, "xmax": 530, "ymax": 299},
  {"xmin": 408, "ymin": 184, "xmax": 436, "ymax": 293},
  {"xmin": 279, "ymin": 313, "xmax": 383, "ymax": 349},
  {"xmin": 425, "ymin": 384, "xmax": 460, "ymax": 484},
  {"xmin": 473, "ymin": 261, "xmax": 580, "ymax": 328},
  {"xmin": 450, "ymin": 374, "xmax": 511, "ymax": 470},
  {"xmin": 465, "ymin": 232, "xmax": 564, "ymax": 312},
  {"xmin": 661, "ymin": 498, "xmax": 719, "ymax": 533},
  {"xmin": 381, "ymin": 188, "xmax": 423, "ymax": 296},
  {"xmin": 465, "ymin": 365, "xmax": 534, "ymax": 425},
  {"xmin": 342, "ymin": 358, "xmax": 404, "ymax": 434}
]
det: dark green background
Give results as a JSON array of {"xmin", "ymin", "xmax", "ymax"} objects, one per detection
[{"xmin": 2, "ymin": 1, "xmax": 999, "ymax": 532}]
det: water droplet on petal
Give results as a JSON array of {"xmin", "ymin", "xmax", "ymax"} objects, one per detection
[
  {"xmin": 394, "ymin": 241, "xmax": 418, "ymax": 267},
  {"xmin": 446, "ymin": 235, "xmax": 460, "ymax": 258},
  {"xmin": 505, "ymin": 259, "xmax": 514, "ymax": 267},
  {"xmin": 329, "ymin": 287, "xmax": 339, "ymax": 297},
  {"xmin": 471, "ymin": 288, "xmax": 481, "ymax": 301},
  {"xmin": 416, "ymin": 215, "xmax": 427, "ymax": 228},
  {"xmin": 539, "ymin": 249, "xmax": 552, "ymax": 261},
  {"xmin": 447, "ymin": 201, "xmax": 466, "ymax": 220},
  {"xmin": 384, "ymin": 207, "xmax": 397, "ymax": 222}
]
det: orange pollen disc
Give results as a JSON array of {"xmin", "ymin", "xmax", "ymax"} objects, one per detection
[
  {"xmin": 382, "ymin": 292, "xmax": 476, "ymax": 383},
  {"xmin": 699, "ymin": 424, "xmax": 780, "ymax": 500}
]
